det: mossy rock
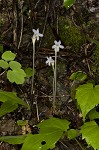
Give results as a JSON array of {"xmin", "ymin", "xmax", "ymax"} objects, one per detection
[{"xmin": 59, "ymin": 17, "xmax": 85, "ymax": 52}]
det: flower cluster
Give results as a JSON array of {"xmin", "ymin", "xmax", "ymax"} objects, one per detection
[{"xmin": 46, "ymin": 40, "xmax": 64, "ymax": 66}]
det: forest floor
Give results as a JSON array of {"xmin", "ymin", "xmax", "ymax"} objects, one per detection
[{"xmin": 0, "ymin": 0, "xmax": 99, "ymax": 149}]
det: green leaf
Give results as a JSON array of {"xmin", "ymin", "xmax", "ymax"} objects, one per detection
[
  {"xmin": 9, "ymin": 61, "xmax": 21, "ymax": 70},
  {"xmin": 67, "ymin": 129, "xmax": 78, "ymax": 140},
  {"xmin": 69, "ymin": 71, "xmax": 87, "ymax": 81},
  {"xmin": 0, "ymin": 135, "xmax": 27, "ymax": 144},
  {"xmin": 17, "ymin": 120, "xmax": 28, "ymax": 126},
  {"xmin": 0, "ymin": 101, "xmax": 18, "ymax": 117},
  {"xmin": 87, "ymin": 108, "xmax": 99, "ymax": 120},
  {"xmin": 0, "ymin": 91, "xmax": 30, "ymax": 109},
  {"xmin": 0, "ymin": 59, "xmax": 9, "ymax": 69},
  {"xmin": 76, "ymin": 83, "xmax": 99, "ymax": 120},
  {"xmin": 37, "ymin": 117, "xmax": 70, "ymax": 133},
  {"xmin": 64, "ymin": 0, "xmax": 76, "ymax": 10},
  {"xmin": 0, "ymin": 44, "xmax": 3, "ymax": 53},
  {"xmin": 2, "ymin": 51, "xmax": 16, "ymax": 61},
  {"xmin": 25, "ymin": 67, "xmax": 35, "ymax": 78},
  {"xmin": 7, "ymin": 69, "xmax": 26, "ymax": 84},
  {"xmin": 81, "ymin": 121, "xmax": 99, "ymax": 150},
  {"xmin": 22, "ymin": 118, "xmax": 70, "ymax": 150}
]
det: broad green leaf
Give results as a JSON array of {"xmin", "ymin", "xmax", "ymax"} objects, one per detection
[
  {"xmin": 76, "ymin": 83, "xmax": 99, "ymax": 120},
  {"xmin": 64, "ymin": 0, "xmax": 75, "ymax": 10},
  {"xmin": 69, "ymin": 71, "xmax": 87, "ymax": 81},
  {"xmin": 22, "ymin": 132, "xmax": 62, "ymax": 150},
  {"xmin": 0, "ymin": 101, "xmax": 18, "ymax": 117},
  {"xmin": 0, "ymin": 59, "xmax": 9, "ymax": 69},
  {"xmin": 37, "ymin": 117, "xmax": 70, "ymax": 133},
  {"xmin": 87, "ymin": 108, "xmax": 99, "ymax": 120},
  {"xmin": 2, "ymin": 51, "xmax": 16, "ymax": 61},
  {"xmin": 25, "ymin": 67, "xmax": 35, "ymax": 78},
  {"xmin": 0, "ymin": 135, "xmax": 27, "ymax": 144},
  {"xmin": 81, "ymin": 121, "xmax": 99, "ymax": 150},
  {"xmin": 17, "ymin": 120, "xmax": 28, "ymax": 126},
  {"xmin": 9, "ymin": 61, "xmax": 21, "ymax": 70},
  {"xmin": 0, "ymin": 44, "xmax": 3, "ymax": 53},
  {"xmin": 7, "ymin": 69, "xmax": 26, "ymax": 84},
  {"xmin": 0, "ymin": 91, "xmax": 30, "ymax": 109},
  {"xmin": 22, "ymin": 118, "xmax": 70, "ymax": 150},
  {"xmin": 7, "ymin": 70, "xmax": 15, "ymax": 83},
  {"xmin": 67, "ymin": 129, "xmax": 78, "ymax": 139}
]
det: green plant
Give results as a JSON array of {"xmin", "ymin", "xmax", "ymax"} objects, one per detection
[
  {"xmin": 0, "ymin": 91, "xmax": 30, "ymax": 117},
  {"xmin": 64, "ymin": 0, "xmax": 76, "ymax": 9},
  {"xmin": 76, "ymin": 83, "xmax": 99, "ymax": 120},
  {"xmin": 69, "ymin": 70, "xmax": 99, "ymax": 150},
  {"xmin": 0, "ymin": 4, "xmax": 99, "ymax": 148},
  {"xmin": 0, "ymin": 51, "xmax": 26, "ymax": 84},
  {"xmin": 24, "ymin": 67, "xmax": 36, "ymax": 78},
  {"xmin": 81, "ymin": 121, "xmax": 99, "ymax": 150},
  {"xmin": 0, "ymin": 117, "xmax": 70, "ymax": 150},
  {"xmin": 75, "ymin": 83, "xmax": 99, "ymax": 150}
]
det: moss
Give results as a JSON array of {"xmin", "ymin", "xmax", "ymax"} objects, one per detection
[
  {"xmin": 92, "ymin": 43, "xmax": 99, "ymax": 74},
  {"xmin": 59, "ymin": 17, "xmax": 85, "ymax": 52}
]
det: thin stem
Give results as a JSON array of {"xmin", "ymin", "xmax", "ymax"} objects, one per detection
[
  {"xmin": 85, "ymin": 45, "xmax": 92, "ymax": 76},
  {"xmin": 18, "ymin": 7, "xmax": 23, "ymax": 49},
  {"xmin": 0, "ymin": 69, "xmax": 7, "ymax": 77},
  {"xmin": 31, "ymin": 38, "xmax": 36, "ymax": 95},
  {"xmin": 53, "ymin": 50, "xmax": 57, "ymax": 112},
  {"xmin": 55, "ymin": 50, "xmax": 57, "ymax": 97},
  {"xmin": 59, "ymin": 141, "xmax": 68, "ymax": 149},
  {"xmin": 35, "ymin": 99, "xmax": 39, "ymax": 122},
  {"xmin": 53, "ymin": 69, "xmax": 55, "ymax": 110},
  {"xmin": 75, "ymin": 138, "xmax": 85, "ymax": 150}
]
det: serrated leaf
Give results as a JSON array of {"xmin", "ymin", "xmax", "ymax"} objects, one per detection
[
  {"xmin": 87, "ymin": 108, "xmax": 99, "ymax": 120},
  {"xmin": 25, "ymin": 67, "xmax": 36, "ymax": 78},
  {"xmin": 2, "ymin": 51, "xmax": 16, "ymax": 61},
  {"xmin": 0, "ymin": 135, "xmax": 27, "ymax": 144},
  {"xmin": 22, "ymin": 118, "xmax": 70, "ymax": 150},
  {"xmin": 0, "ymin": 59, "xmax": 9, "ymax": 69},
  {"xmin": 76, "ymin": 83, "xmax": 99, "ymax": 120},
  {"xmin": 64, "ymin": 0, "xmax": 75, "ymax": 10},
  {"xmin": 0, "ymin": 91, "xmax": 30, "ymax": 109},
  {"xmin": 0, "ymin": 101, "xmax": 18, "ymax": 117},
  {"xmin": 67, "ymin": 129, "xmax": 78, "ymax": 139},
  {"xmin": 9, "ymin": 61, "xmax": 21, "ymax": 70},
  {"xmin": 69, "ymin": 71, "xmax": 87, "ymax": 81},
  {"xmin": 17, "ymin": 120, "xmax": 28, "ymax": 126},
  {"xmin": 7, "ymin": 69, "xmax": 26, "ymax": 84},
  {"xmin": 81, "ymin": 121, "xmax": 99, "ymax": 150}
]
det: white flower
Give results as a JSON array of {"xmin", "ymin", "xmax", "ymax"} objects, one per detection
[
  {"xmin": 32, "ymin": 28, "xmax": 43, "ymax": 41},
  {"xmin": 46, "ymin": 57, "xmax": 54, "ymax": 66},
  {"xmin": 52, "ymin": 40, "xmax": 64, "ymax": 52}
]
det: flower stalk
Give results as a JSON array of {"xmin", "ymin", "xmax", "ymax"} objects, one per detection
[
  {"xmin": 31, "ymin": 29, "xmax": 43, "ymax": 95},
  {"xmin": 46, "ymin": 40, "xmax": 64, "ymax": 112},
  {"xmin": 31, "ymin": 37, "xmax": 36, "ymax": 95},
  {"xmin": 52, "ymin": 41, "xmax": 64, "ymax": 112}
]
